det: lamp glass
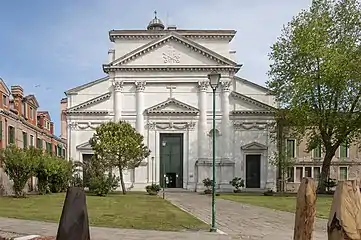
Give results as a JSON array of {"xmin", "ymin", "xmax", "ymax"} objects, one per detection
[
  {"xmin": 162, "ymin": 141, "xmax": 166, "ymax": 147},
  {"xmin": 207, "ymin": 72, "xmax": 221, "ymax": 89}
]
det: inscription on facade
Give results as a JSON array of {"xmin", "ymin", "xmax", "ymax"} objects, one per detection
[{"xmin": 162, "ymin": 46, "xmax": 180, "ymax": 64}]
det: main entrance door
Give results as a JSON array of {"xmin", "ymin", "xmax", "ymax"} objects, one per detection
[
  {"xmin": 245, "ymin": 154, "xmax": 261, "ymax": 188},
  {"xmin": 160, "ymin": 133, "xmax": 183, "ymax": 188}
]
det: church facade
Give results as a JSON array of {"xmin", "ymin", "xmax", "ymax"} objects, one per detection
[{"xmin": 64, "ymin": 15, "xmax": 277, "ymax": 192}]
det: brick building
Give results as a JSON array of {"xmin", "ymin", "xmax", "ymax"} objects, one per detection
[{"xmin": 0, "ymin": 78, "xmax": 66, "ymax": 195}]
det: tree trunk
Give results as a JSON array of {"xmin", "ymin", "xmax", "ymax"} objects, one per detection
[
  {"xmin": 317, "ymin": 152, "xmax": 333, "ymax": 194},
  {"xmin": 328, "ymin": 180, "xmax": 361, "ymax": 239},
  {"xmin": 293, "ymin": 178, "xmax": 317, "ymax": 240},
  {"xmin": 118, "ymin": 167, "xmax": 126, "ymax": 195}
]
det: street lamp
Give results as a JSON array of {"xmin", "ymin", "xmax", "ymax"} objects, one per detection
[
  {"xmin": 162, "ymin": 140, "xmax": 167, "ymax": 199},
  {"xmin": 207, "ymin": 71, "xmax": 221, "ymax": 233}
]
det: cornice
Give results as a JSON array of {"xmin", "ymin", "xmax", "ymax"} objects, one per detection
[
  {"xmin": 230, "ymin": 91, "xmax": 275, "ymax": 111},
  {"xmin": 231, "ymin": 110, "xmax": 275, "ymax": 116},
  {"xmin": 104, "ymin": 65, "xmax": 241, "ymax": 73},
  {"xmin": 66, "ymin": 110, "xmax": 109, "ymax": 116},
  {"xmin": 109, "ymin": 29, "xmax": 236, "ymax": 42},
  {"xmin": 146, "ymin": 97, "xmax": 199, "ymax": 116},
  {"xmin": 0, "ymin": 109, "xmax": 66, "ymax": 144}
]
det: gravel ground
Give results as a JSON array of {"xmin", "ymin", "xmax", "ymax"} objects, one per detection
[{"xmin": 0, "ymin": 230, "xmax": 26, "ymax": 239}]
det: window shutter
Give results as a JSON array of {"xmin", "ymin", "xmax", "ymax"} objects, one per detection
[
  {"xmin": 0, "ymin": 121, "xmax": 2, "ymax": 140},
  {"xmin": 340, "ymin": 142, "xmax": 348, "ymax": 158}
]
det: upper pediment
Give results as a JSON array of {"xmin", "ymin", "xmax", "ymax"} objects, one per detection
[
  {"xmin": 231, "ymin": 91, "xmax": 275, "ymax": 112},
  {"xmin": 67, "ymin": 92, "xmax": 111, "ymax": 113},
  {"xmin": 108, "ymin": 33, "xmax": 238, "ymax": 67},
  {"xmin": 241, "ymin": 142, "xmax": 268, "ymax": 151},
  {"xmin": 146, "ymin": 98, "xmax": 199, "ymax": 115}
]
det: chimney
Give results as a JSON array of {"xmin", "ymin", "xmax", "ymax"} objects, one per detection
[
  {"xmin": 108, "ymin": 49, "xmax": 115, "ymax": 63},
  {"xmin": 10, "ymin": 85, "xmax": 24, "ymax": 114}
]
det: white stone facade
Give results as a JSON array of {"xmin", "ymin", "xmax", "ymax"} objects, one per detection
[{"xmin": 64, "ymin": 20, "xmax": 277, "ymax": 192}]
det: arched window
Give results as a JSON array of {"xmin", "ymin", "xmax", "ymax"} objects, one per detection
[{"xmin": 208, "ymin": 128, "xmax": 221, "ymax": 158}]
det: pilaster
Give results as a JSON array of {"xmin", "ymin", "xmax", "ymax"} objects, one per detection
[
  {"xmin": 113, "ymin": 80, "xmax": 123, "ymax": 121},
  {"xmin": 220, "ymin": 80, "xmax": 231, "ymax": 158},
  {"xmin": 198, "ymin": 81, "xmax": 209, "ymax": 159}
]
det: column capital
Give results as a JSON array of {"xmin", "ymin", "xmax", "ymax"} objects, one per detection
[
  {"xmin": 135, "ymin": 81, "xmax": 146, "ymax": 92},
  {"xmin": 220, "ymin": 80, "xmax": 231, "ymax": 92},
  {"xmin": 198, "ymin": 81, "xmax": 209, "ymax": 92},
  {"xmin": 113, "ymin": 81, "xmax": 123, "ymax": 92}
]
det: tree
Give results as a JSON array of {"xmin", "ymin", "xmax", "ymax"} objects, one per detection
[
  {"xmin": 267, "ymin": 0, "xmax": 361, "ymax": 192},
  {"xmin": 0, "ymin": 145, "xmax": 37, "ymax": 197},
  {"xmin": 89, "ymin": 121, "xmax": 150, "ymax": 194}
]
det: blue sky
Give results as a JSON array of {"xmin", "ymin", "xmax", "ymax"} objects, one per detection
[{"xmin": 0, "ymin": 0, "xmax": 312, "ymax": 135}]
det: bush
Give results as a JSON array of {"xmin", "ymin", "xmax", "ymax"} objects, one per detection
[
  {"xmin": 86, "ymin": 158, "xmax": 119, "ymax": 196},
  {"xmin": 229, "ymin": 177, "xmax": 245, "ymax": 193},
  {"xmin": 0, "ymin": 145, "xmax": 37, "ymax": 197},
  {"xmin": 324, "ymin": 177, "xmax": 337, "ymax": 193},
  {"xmin": 48, "ymin": 158, "xmax": 72, "ymax": 193},
  {"xmin": 145, "ymin": 184, "xmax": 161, "ymax": 195},
  {"xmin": 202, "ymin": 178, "xmax": 214, "ymax": 194}
]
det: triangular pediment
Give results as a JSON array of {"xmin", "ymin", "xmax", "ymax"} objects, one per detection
[
  {"xmin": 109, "ymin": 33, "xmax": 238, "ymax": 67},
  {"xmin": 231, "ymin": 91, "xmax": 275, "ymax": 112},
  {"xmin": 241, "ymin": 142, "xmax": 268, "ymax": 150},
  {"xmin": 24, "ymin": 95, "xmax": 40, "ymax": 108},
  {"xmin": 67, "ymin": 92, "xmax": 111, "ymax": 112},
  {"xmin": 146, "ymin": 98, "xmax": 199, "ymax": 115},
  {"xmin": 76, "ymin": 141, "xmax": 92, "ymax": 150}
]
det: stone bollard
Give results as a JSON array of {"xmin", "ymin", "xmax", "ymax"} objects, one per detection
[
  {"xmin": 328, "ymin": 180, "xmax": 361, "ymax": 240},
  {"xmin": 56, "ymin": 187, "xmax": 90, "ymax": 240},
  {"xmin": 293, "ymin": 177, "xmax": 317, "ymax": 240}
]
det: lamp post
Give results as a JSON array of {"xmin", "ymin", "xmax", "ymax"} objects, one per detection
[
  {"xmin": 151, "ymin": 156, "xmax": 155, "ymax": 184},
  {"xmin": 161, "ymin": 140, "xmax": 167, "ymax": 199},
  {"xmin": 207, "ymin": 71, "xmax": 221, "ymax": 233}
]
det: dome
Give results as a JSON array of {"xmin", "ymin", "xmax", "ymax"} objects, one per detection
[{"xmin": 147, "ymin": 11, "xmax": 165, "ymax": 30}]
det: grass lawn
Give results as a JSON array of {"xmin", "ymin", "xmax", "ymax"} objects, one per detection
[
  {"xmin": 219, "ymin": 193, "xmax": 333, "ymax": 219},
  {"xmin": 0, "ymin": 192, "xmax": 208, "ymax": 231}
]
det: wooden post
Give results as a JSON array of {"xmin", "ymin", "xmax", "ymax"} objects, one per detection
[
  {"xmin": 293, "ymin": 177, "xmax": 317, "ymax": 240},
  {"xmin": 328, "ymin": 180, "xmax": 361, "ymax": 240}
]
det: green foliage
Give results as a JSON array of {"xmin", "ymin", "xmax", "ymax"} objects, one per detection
[
  {"xmin": 202, "ymin": 178, "xmax": 213, "ymax": 190},
  {"xmin": 89, "ymin": 121, "xmax": 150, "ymax": 194},
  {"xmin": 229, "ymin": 177, "xmax": 245, "ymax": 191},
  {"xmin": 145, "ymin": 184, "xmax": 161, "ymax": 195},
  {"xmin": 86, "ymin": 155, "xmax": 120, "ymax": 196},
  {"xmin": 267, "ymin": 0, "xmax": 361, "ymax": 192},
  {"xmin": 0, "ymin": 145, "xmax": 37, "ymax": 197},
  {"xmin": 324, "ymin": 177, "xmax": 337, "ymax": 192}
]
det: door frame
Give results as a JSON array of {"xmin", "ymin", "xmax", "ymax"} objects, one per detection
[
  {"xmin": 159, "ymin": 133, "xmax": 184, "ymax": 188},
  {"xmin": 245, "ymin": 154, "xmax": 261, "ymax": 188}
]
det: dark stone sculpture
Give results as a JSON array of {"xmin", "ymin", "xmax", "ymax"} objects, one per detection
[{"xmin": 56, "ymin": 187, "xmax": 90, "ymax": 240}]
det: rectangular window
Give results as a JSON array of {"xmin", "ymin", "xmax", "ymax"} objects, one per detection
[
  {"xmin": 46, "ymin": 142, "xmax": 52, "ymax": 154},
  {"xmin": 340, "ymin": 142, "xmax": 349, "ymax": 158},
  {"xmin": 30, "ymin": 135, "xmax": 34, "ymax": 147},
  {"xmin": 313, "ymin": 144, "xmax": 322, "ymax": 158},
  {"xmin": 0, "ymin": 120, "xmax": 2, "ymax": 140},
  {"xmin": 295, "ymin": 167, "xmax": 303, "ymax": 182},
  {"xmin": 30, "ymin": 107, "xmax": 34, "ymax": 119},
  {"xmin": 22, "ymin": 132, "xmax": 27, "ymax": 148},
  {"xmin": 57, "ymin": 145, "xmax": 62, "ymax": 156},
  {"xmin": 2, "ymin": 95, "xmax": 6, "ymax": 106},
  {"xmin": 339, "ymin": 167, "xmax": 348, "ymax": 181},
  {"xmin": 287, "ymin": 167, "xmax": 294, "ymax": 182},
  {"xmin": 37, "ymin": 138, "xmax": 42, "ymax": 149},
  {"xmin": 8, "ymin": 126, "xmax": 15, "ymax": 144},
  {"xmin": 286, "ymin": 139, "xmax": 296, "ymax": 158},
  {"xmin": 62, "ymin": 149, "xmax": 66, "ymax": 158},
  {"xmin": 314, "ymin": 167, "xmax": 321, "ymax": 181},
  {"xmin": 22, "ymin": 102, "xmax": 26, "ymax": 117},
  {"xmin": 305, "ymin": 167, "xmax": 312, "ymax": 178}
]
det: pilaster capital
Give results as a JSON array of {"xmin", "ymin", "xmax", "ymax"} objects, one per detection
[
  {"xmin": 113, "ymin": 81, "xmax": 123, "ymax": 92},
  {"xmin": 220, "ymin": 80, "xmax": 231, "ymax": 92},
  {"xmin": 198, "ymin": 81, "xmax": 209, "ymax": 92},
  {"xmin": 135, "ymin": 81, "xmax": 146, "ymax": 92}
]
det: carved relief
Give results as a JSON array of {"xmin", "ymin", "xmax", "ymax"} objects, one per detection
[
  {"xmin": 233, "ymin": 121, "xmax": 270, "ymax": 131},
  {"xmin": 162, "ymin": 46, "xmax": 180, "ymax": 64},
  {"xmin": 68, "ymin": 122, "xmax": 78, "ymax": 130},
  {"xmin": 69, "ymin": 122, "xmax": 105, "ymax": 131},
  {"xmin": 198, "ymin": 81, "xmax": 209, "ymax": 92},
  {"xmin": 146, "ymin": 121, "xmax": 195, "ymax": 131},
  {"xmin": 220, "ymin": 80, "xmax": 231, "ymax": 92},
  {"xmin": 113, "ymin": 81, "xmax": 123, "ymax": 91},
  {"xmin": 135, "ymin": 81, "xmax": 146, "ymax": 92}
]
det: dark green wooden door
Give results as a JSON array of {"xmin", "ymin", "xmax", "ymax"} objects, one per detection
[
  {"xmin": 160, "ymin": 133, "xmax": 183, "ymax": 188},
  {"xmin": 246, "ymin": 154, "xmax": 261, "ymax": 188}
]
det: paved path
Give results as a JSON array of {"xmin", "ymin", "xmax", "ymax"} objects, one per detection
[
  {"xmin": 165, "ymin": 192, "xmax": 328, "ymax": 240},
  {"xmin": 0, "ymin": 217, "xmax": 230, "ymax": 240}
]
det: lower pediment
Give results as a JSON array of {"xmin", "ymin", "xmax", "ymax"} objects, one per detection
[{"xmin": 146, "ymin": 98, "xmax": 199, "ymax": 116}]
